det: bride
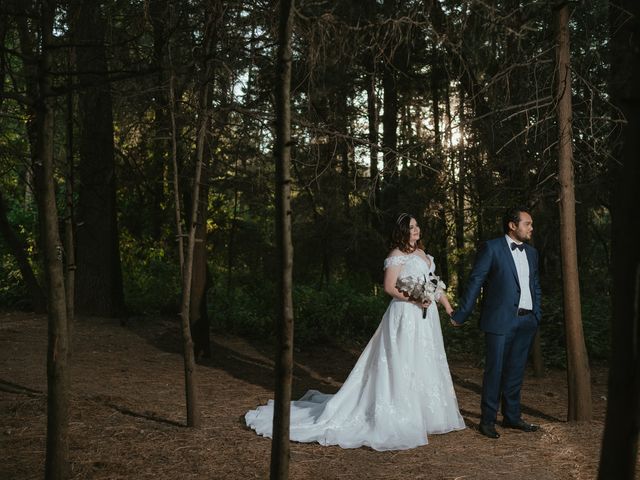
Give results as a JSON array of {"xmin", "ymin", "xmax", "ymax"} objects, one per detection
[{"xmin": 245, "ymin": 213, "xmax": 465, "ymax": 451}]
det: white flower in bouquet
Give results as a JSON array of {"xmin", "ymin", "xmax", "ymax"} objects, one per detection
[{"xmin": 395, "ymin": 273, "xmax": 446, "ymax": 318}]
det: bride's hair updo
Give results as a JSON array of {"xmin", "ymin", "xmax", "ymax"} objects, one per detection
[{"xmin": 389, "ymin": 213, "xmax": 424, "ymax": 253}]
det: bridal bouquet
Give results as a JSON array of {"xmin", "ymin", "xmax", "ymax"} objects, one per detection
[{"xmin": 396, "ymin": 273, "xmax": 447, "ymax": 318}]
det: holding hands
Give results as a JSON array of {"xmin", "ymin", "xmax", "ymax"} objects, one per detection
[{"xmin": 437, "ymin": 294, "xmax": 462, "ymax": 327}]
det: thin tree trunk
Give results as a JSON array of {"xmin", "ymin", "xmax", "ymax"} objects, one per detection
[
  {"xmin": 190, "ymin": 118, "xmax": 212, "ymax": 360},
  {"xmin": 598, "ymin": 0, "xmax": 640, "ymax": 477},
  {"xmin": 554, "ymin": 1, "xmax": 592, "ymax": 422},
  {"xmin": 337, "ymin": 93, "xmax": 351, "ymax": 219},
  {"xmin": 178, "ymin": 89, "xmax": 210, "ymax": 429},
  {"xmin": 270, "ymin": 0, "xmax": 294, "ymax": 477},
  {"xmin": 227, "ymin": 157, "xmax": 240, "ymax": 294},
  {"xmin": 381, "ymin": 0, "xmax": 398, "ymax": 208},
  {"xmin": 382, "ymin": 62, "xmax": 398, "ymax": 179},
  {"xmin": 168, "ymin": 43, "xmax": 201, "ymax": 425},
  {"xmin": 168, "ymin": 62, "xmax": 185, "ymax": 275},
  {"xmin": 35, "ymin": 1, "xmax": 70, "ymax": 477},
  {"xmin": 65, "ymin": 79, "xmax": 76, "ymax": 345},
  {"xmin": 454, "ymin": 86, "xmax": 466, "ymax": 298},
  {"xmin": 365, "ymin": 58, "xmax": 379, "ymax": 184},
  {"xmin": 531, "ymin": 332, "xmax": 544, "ymax": 377},
  {"xmin": 431, "ymin": 52, "xmax": 449, "ymax": 281}
]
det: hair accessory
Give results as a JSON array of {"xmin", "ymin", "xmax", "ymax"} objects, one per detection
[{"xmin": 396, "ymin": 213, "xmax": 410, "ymax": 225}]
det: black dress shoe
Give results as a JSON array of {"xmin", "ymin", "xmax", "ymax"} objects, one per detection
[
  {"xmin": 502, "ymin": 419, "xmax": 539, "ymax": 432},
  {"xmin": 479, "ymin": 423, "xmax": 500, "ymax": 439}
]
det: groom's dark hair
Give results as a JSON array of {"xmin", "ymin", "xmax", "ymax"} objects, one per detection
[{"xmin": 502, "ymin": 207, "xmax": 531, "ymax": 234}]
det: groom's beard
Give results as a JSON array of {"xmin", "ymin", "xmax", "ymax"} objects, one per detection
[{"xmin": 514, "ymin": 232, "xmax": 532, "ymax": 242}]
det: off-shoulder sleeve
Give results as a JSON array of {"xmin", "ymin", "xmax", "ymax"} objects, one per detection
[
  {"xmin": 427, "ymin": 254, "xmax": 435, "ymax": 272},
  {"xmin": 384, "ymin": 255, "xmax": 407, "ymax": 270}
]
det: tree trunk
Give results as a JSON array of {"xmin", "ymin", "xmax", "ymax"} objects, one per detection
[
  {"xmin": 34, "ymin": 1, "xmax": 71, "ymax": 477},
  {"xmin": 382, "ymin": 58, "xmax": 398, "ymax": 179},
  {"xmin": 365, "ymin": 57, "xmax": 379, "ymax": 184},
  {"xmin": 71, "ymin": 0, "xmax": 124, "ymax": 317},
  {"xmin": 178, "ymin": 95, "xmax": 207, "ymax": 428},
  {"xmin": 189, "ymin": 134, "xmax": 212, "ymax": 361},
  {"xmin": 168, "ymin": 64, "xmax": 185, "ymax": 274},
  {"xmin": 168, "ymin": 47, "xmax": 201, "ymax": 424},
  {"xmin": 598, "ymin": 0, "xmax": 640, "ymax": 477},
  {"xmin": 531, "ymin": 332, "xmax": 544, "ymax": 377},
  {"xmin": 454, "ymin": 86, "xmax": 466, "ymax": 298},
  {"xmin": 270, "ymin": 0, "xmax": 294, "ymax": 477},
  {"xmin": 64, "ymin": 80, "xmax": 76, "ymax": 345},
  {"xmin": 381, "ymin": 0, "xmax": 398, "ymax": 214},
  {"xmin": 554, "ymin": 2, "xmax": 592, "ymax": 422},
  {"xmin": 431, "ymin": 52, "xmax": 449, "ymax": 281}
]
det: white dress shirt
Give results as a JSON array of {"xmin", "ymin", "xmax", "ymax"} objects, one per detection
[{"xmin": 505, "ymin": 235, "xmax": 533, "ymax": 310}]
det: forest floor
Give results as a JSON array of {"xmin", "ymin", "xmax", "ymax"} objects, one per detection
[{"xmin": 0, "ymin": 311, "xmax": 633, "ymax": 480}]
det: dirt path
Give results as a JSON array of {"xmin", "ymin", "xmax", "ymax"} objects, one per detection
[{"xmin": 0, "ymin": 311, "xmax": 624, "ymax": 479}]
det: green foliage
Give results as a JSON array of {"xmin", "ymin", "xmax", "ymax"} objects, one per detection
[
  {"xmin": 209, "ymin": 275, "xmax": 388, "ymax": 347},
  {"xmin": 0, "ymin": 253, "xmax": 29, "ymax": 309},
  {"xmin": 209, "ymin": 275, "xmax": 276, "ymax": 339},
  {"xmin": 0, "ymin": 192, "xmax": 40, "ymax": 310},
  {"xmin": 538, "ymin": 290, "xmax": 611, "ymax": 368},
  {"xmin": 119, "ymin": 231, "xmax": 181, "ymax": 315},
  {"xmin": 440, "ymin": 312, "xmax": 485, "ymax": 360},
  {"xmin": 0, "ymin": 0, "xmax": 616, "ymax": 378},
  {"xmin": 292, "ymin": 282, "xmax": 388, "ymax": 345}
]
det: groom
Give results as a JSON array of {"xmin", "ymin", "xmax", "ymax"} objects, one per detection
[{"xmin": 451, "ymin": 207, "xmax": 541, "ymax": 439}]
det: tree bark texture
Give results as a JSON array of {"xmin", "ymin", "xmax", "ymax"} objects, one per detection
[
  {"xmin": 71, "ymin": 0, "xmax": 124, "ymax": 317},
  {"xmin": 189, "ymin": 138, "xmax": 212, "ymax": 360},
  {"xmin": 270, "ymin": 0, "xmax": 294, "ymax": 478},
  {"xmin": 64, "ymin": 75, "xmax": 76, "ymax": 346},
  {"xmin": 454, "ymin": 86, "xmax": 466, "ymax": 298},
  {"xmin": 598, "ymin": 0, "xmax": 640, "ymax": 477},
  {"xmin": 178, "ymin": 105, "xmax": 206, "ymax": 428},
  {"xmin": 177, "ymin": 78, "xmax": 212, "ymax": 431},
  {"xmin": 554, "ymin": 2, "xmax": 592, "ymax": 422},
  {"xmin": 36, "ymin": 1, "xmax": 71, "ymax": 477},
  {"xmin": 381, "ymin": 0, "xmax": 398, "ymax": 216},
  {"xmin": 365, "ymin": 57, "xmax": 379, "ymax": 184},
  {"xmin": 169, "ymin": 67, "xmax": 185, "ymax": 275}
]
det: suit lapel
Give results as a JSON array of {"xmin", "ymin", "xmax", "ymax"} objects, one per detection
[{"xmin": 501, "ymin": 239, "xmax": 520, "ymax": 287}]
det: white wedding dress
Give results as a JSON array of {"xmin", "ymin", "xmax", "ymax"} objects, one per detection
[{"xmin": 245, "ymin": 253, "xmax": 465, "ymax": 451}]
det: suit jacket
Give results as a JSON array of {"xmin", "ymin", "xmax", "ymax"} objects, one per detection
[{"xmin": 452, "ymin": 237, "xmax": 542, "ymax": 334}]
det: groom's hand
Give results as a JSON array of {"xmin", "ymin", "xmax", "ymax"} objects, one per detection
[{"xmin": 449, "ymin": 311, "xmax": 463, "ymax": 327}]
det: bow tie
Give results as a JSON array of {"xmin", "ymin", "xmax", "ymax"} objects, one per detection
[{"xmin": 511, "ymin": 242, "xmax": 525, "ymax": 252}]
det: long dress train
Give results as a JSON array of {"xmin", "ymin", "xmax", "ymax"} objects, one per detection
[{"xmin": 245, "ymin": 253, "xmax": 465, "ymax": 451}]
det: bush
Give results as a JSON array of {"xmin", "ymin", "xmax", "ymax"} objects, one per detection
[
  {"xmin": 209, "ymin": 277, "xmax": 388, "ymax": 346},
  {"xmin": 120, "ymin": 233, "xmax": 181, "ymax": 314},
  {"xmin": 0, "ymin": 253, "xmax": 30, "ymax": 309}
]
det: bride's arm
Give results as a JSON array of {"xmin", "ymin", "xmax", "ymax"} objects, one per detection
[
  {"xmin": 383, "ymin": 264, "xmax": 422, "ymax": 305},
  {"xmin": 438, "ymin": 292, "xmax": 454, "ymax": 317}
]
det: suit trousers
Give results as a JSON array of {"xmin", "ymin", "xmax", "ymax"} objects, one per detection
[{"xmin": 481, "ymin": 312, "xmax": 538, "ymax": 425}]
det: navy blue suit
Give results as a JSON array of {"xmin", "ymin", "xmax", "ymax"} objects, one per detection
[{"xmin": 452, "ymin": 237, "xmax": 541, "ymax": 425}]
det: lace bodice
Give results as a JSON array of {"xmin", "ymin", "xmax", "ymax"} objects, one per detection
[{"xmin": 384, "ymin": 252, "xmax": 435, "ymax": 279}]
